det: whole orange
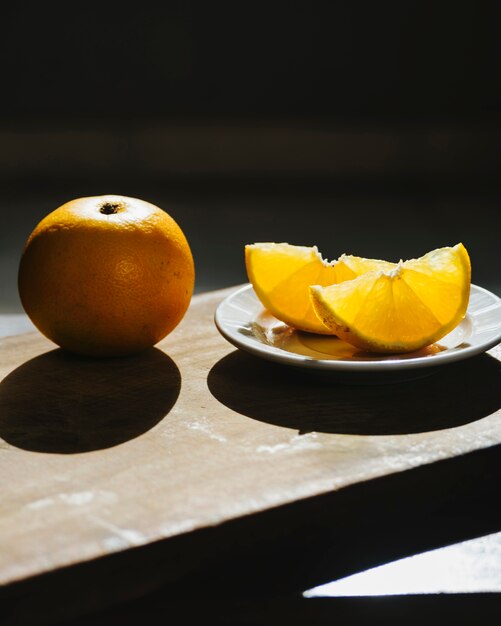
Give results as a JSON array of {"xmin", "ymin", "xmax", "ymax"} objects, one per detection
[{"xmin": 18, "ymin": 195, "xmax": 195, "ymax": 357}]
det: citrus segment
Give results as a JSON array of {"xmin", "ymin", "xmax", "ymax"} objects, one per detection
[
  {"xmin": 245, "ymin": 243, "xmax": 337, "ymax": 333},
  {"xmin": 310, "ymin": 243, "xmax": 471, "ymax": 353},
  {"xmin": 245, "ymin": 242, "xmax": 397, "ymax": 333},
  {"xmin": 334, "ymin": 254, "xmax": 396, "ymax": 282}
]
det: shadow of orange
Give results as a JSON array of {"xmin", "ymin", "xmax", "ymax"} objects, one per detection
[{"xmin": 0, "ymin": 347, "xmax": 180, "ymax": 453}]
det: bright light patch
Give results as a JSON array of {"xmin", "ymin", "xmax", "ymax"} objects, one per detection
[{"xmin": 304, "ymin": 531, "xmax": 501, "ymax": 597}]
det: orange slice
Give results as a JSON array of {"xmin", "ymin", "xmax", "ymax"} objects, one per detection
[
  {"xmin": 335, "ymin": 253, "xmax": 396, "ymax": 282},
  {"xmin": 245, "ymin": 242, "xmax": 394, "ymax": 333},
  {"xmin": 310, "ymin": 243, "xmax": 471, "ymax": 353}
]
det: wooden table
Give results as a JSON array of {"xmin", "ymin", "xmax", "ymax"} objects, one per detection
[{"xmin": 1, "ymin": 286, "xmax": 501, "ymax": 625}]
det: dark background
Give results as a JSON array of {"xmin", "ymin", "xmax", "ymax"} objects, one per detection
[
  {"xmin": 1, "ymin": 2, "xmax": 500, "ymax": 309},
  {"xmin": 2, "ymin": 3, "xmax": 499, "ymax": 122}
]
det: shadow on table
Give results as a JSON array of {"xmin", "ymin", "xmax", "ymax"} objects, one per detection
[
  {"xmin": 0, "ymin": 347, "xmax": 181, "ymax": 453},
  {"xmin": 230, "ymin": 592, "xmax": 501, "ymax": 626},
  {"xmin": 43, "ymin": 591, "xmax": 501, "ymax": 626},
  {"xmin": 207, "ymin": 350, "xmax": 501, "ymax": 435}
]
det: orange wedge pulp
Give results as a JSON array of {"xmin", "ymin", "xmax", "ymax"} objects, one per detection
[
  {"xmin": 310, "ymin": 243, "xmax": 471, "ymax": 353},
  {"xmin": 245, "ymin": 242, "xmax": 395, "ymax": 333}
]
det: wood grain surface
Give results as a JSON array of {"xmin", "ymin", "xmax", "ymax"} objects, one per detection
[{"xmin": 1, "ymin": 286, "xmax": 501, "ymax": 624}]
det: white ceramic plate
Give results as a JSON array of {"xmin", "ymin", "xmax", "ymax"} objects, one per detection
[{"xmin": 214, "ymin": 284, "xmax": 501, "ymax": 373}]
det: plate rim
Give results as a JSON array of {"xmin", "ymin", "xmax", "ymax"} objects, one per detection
[{"xmin": 214, "ymin": 283, "xmax": 501, "ymax": 372}]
